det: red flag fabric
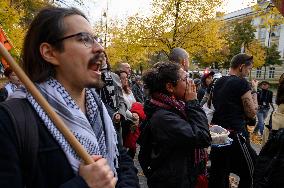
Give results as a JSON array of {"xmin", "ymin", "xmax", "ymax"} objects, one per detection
[
  {"xmin": 0, "ymin": 27, "xmax": 12, "ymax": 51},
  {"xmin": 0, "ymin": 27, "xmax": 12, "ymax": 68},
  {"xmin": 272, "ymin": 0, "xmax": 284, "ymax": 16},
  {"xmin": 1, "ymin": 58, "xmax": 9, "ymax": 68}
]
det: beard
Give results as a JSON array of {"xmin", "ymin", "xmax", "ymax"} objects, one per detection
[{"xmin": 86, "ymin": 77, "xmax": 105, "ymax": 89}]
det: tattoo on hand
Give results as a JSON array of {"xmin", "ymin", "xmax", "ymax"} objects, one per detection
[{"xmin": 242, "ymin": 97, "xmax": 256, "ymax": 118}]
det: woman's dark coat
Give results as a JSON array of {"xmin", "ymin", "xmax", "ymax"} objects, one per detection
[{"xmin": 145, "ymin": 100, "xmax": 211, "ymax": 188}]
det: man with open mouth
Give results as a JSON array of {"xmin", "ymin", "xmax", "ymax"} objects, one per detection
[{"xmin": 0, "ymin": 7, "xmax": 139, "ymax": 188}]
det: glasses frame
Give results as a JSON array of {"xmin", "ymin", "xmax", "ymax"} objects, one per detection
[{"xmin": 51, "ymin": 32, "xmax": 99, "ymax": 48}]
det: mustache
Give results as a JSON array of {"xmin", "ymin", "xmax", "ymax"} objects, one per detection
[{"xmin": 89, "ymin": 52, "xmax": 104, "ymax": 66}]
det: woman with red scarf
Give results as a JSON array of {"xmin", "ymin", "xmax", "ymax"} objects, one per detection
[{"xmin": 141, "ymin": 62, "xmax": 211, "ymax": 188}]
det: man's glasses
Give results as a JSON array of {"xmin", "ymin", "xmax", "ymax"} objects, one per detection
[{"xmin": 51, "ymin": 32, "xmax": 100, "ymax": 48}]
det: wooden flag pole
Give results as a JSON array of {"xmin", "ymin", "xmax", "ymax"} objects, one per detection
[{"xmin": 0, "ymin": 43, "xmax": 94, "ymax": 165}]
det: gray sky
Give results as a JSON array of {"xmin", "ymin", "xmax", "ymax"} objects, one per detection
[{"xmin": 62, "ymin": 0, "xmax": 257, "ymax": 25}]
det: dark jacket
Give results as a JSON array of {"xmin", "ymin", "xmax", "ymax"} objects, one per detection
[
  {"xmin": 0, "ymin": 99, "xmax": 139, "ymax": 188},
  {"xmin": 97, "ymin": 70, "xmax": 128, "ymax": 119},
  {"xmin": 197, "ymin": 84, "xmax": 207, "ymax": 103},
  {"xmin": 257, "ymin": 88, "xmax": 273, "ymax": 109},
  {"xmin": 131, "ymin": 83, "xmax": 144, "ymax": 103},
  {"xmin": 0, "ymin": 87, "xmax": 8, "ymax": 102},
  {"xmin": 144, "ymin": 100, "xmax": 211, "ymax": 188}
]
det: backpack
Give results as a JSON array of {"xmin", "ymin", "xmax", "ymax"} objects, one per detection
[
  {"xmin": 0, "ymin": 87, "xmax": 8, "ymax": 102},
  {"xmin": 0, "ymin": 99, "xmax": 39, "ymax": 187},
  {"xmin": 137, "ymin": 119, "xmax": 153, "ymax": 178},
  {"xmin": 253, "ymin": 128, "xmax": 284, "ymax": 188}
]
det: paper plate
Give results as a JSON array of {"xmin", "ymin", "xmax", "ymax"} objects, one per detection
[{"xmin": 211, "ymin": 138, "xmax": 233, "ymax": 148}]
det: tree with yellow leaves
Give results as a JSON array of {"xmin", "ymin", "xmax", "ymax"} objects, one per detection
[
  {"xmin": 0, "ymin": 0, "xmax": 52, "ymax": 60},
  {"xmin": 92, "ymin": 18, "xmax": 149, "ymax": 71},
  {"xmin": 100, "ymin": 0, "xmax": 226, "ymax": 69},
  {"xmin": 254, "ymin": 1, "xmax": 284, "ymax": 29},
  {"xmin": 252, "ymin": 1, "xmax": 284, "ymax": 79},
  {"xmin": 0, "ymin": 0, "xmax": 25, "ymax": 57},
  {"xmin": 246, "ymin": 39, "xmax": 266, "ymax": 68}
]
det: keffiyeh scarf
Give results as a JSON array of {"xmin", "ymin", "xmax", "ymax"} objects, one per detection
[
  {"xmin": 10, "ymin": 78, "xmax": 119, "ymax": 175},
  {"xmin": 4, "ymin": 82, "xmax": 18, "ymax": 96}
]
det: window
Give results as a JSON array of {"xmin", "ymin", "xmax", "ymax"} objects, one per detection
[
  {"xmin": 256, "ymin": 67, "xmax": 262, "ymax": 78},
  {"xmin": 268, "ymin": 67, "xmax": 275, "ymax": 78},
  {"xmin": 259, "ymin": 28, "xmax": 266, "ymax": 39},
  {"xmin": 272, "ymin": 26, "xmax": 281, "ymax": 37}
]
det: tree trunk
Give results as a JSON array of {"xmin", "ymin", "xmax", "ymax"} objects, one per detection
[
  {"xmin": 264, "ymin": 64, "xmax": 266, "ymax": 80},
  {"xmin": 172, "ymin": 0, "xmax": 180, "ymax": 46}
]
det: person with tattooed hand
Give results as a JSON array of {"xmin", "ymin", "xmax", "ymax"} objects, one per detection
[{"xmin": 209, "ymin": 53, "xmax": 258, "ymax": 188}]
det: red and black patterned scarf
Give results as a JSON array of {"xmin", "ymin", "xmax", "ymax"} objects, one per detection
[{"xmin": 151, "ymin": 93, "xmax": 187, "ymax": 119}]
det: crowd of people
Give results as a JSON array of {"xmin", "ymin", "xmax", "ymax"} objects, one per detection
[{"xmin": 0, "ymin": 6, "xmax": 283, "ymax": 188}]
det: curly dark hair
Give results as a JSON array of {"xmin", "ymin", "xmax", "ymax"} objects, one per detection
[
  {"xmin": 142, "ymin": 62, "xmax": 181, "ymax": 95},
  {"xmin": 276, "ymin": 73, "xmax": 284, "ymax": 105}
]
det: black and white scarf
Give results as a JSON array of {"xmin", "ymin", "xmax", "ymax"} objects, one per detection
[
  {"xmin": 10, "ymin": 78, "xmax": 119, "ymax": 175},
  {"xmin": 4, "ymin": 82, "xmax": 18, "ymax": 96}
]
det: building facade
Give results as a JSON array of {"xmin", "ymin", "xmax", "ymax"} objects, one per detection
[{"xmin": 224, "ymin": 5, "xmax": 284, "ymax": 83}]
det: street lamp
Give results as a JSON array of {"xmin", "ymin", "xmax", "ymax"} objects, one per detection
[
  {"xmin": 102, "ymin": 0, "xmax": 109, "ymax": 48},
  {"xmin": 102, "ymin": 11, "xmax": 107, "ymax": 48}
]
